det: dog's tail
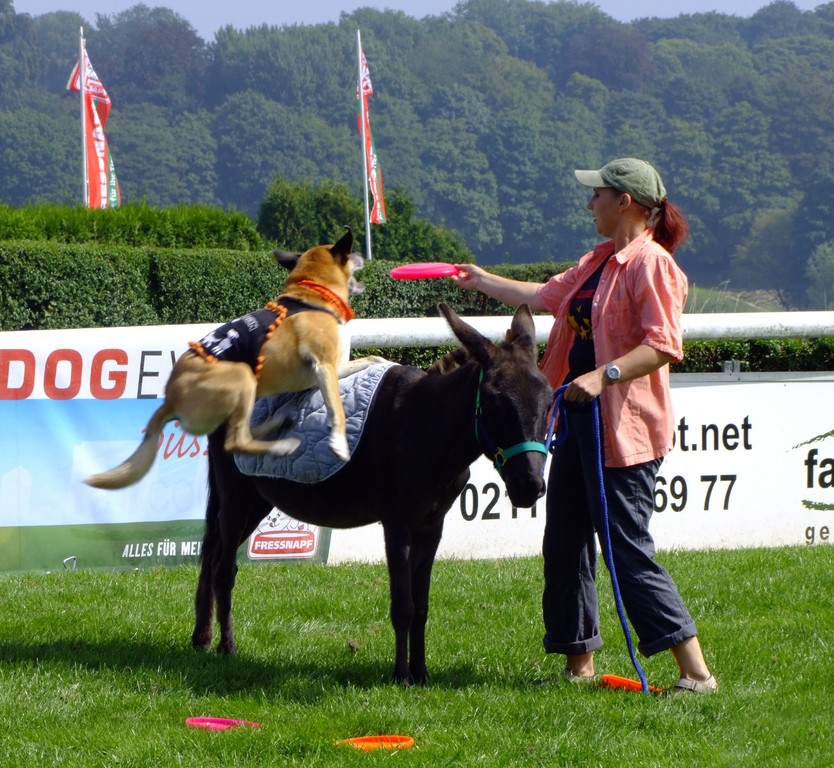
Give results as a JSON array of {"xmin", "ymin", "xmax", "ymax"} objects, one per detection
[{"xmin": 84, "ymin": 404, "xmax": 174, "ymax": 490}]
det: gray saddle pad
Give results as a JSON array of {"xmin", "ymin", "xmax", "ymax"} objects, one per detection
[{"xmin": 234, "ymin": 361, "xmax": 397, "ymax": 484}]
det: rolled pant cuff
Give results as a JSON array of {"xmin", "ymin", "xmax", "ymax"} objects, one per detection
[
  {"xmin": 637, "ymin": 624, "xmax": 698, "ymax": 657},
  {"xmin": 543, "ymin": 633, "xmax": 603, "ymax": 656}
]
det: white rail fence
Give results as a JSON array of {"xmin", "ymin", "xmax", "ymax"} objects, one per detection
[{"xmin": 345, "ymin": 311, "xmax": 834, "ymax": 348}]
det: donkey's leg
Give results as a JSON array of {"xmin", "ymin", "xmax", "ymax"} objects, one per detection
[
  {"xmin": 192, "ymin": 524, "xmax": 218, "ymax": 651},
  {"xmin": 214, "ymin": 482, "xmax": 272, "ymax": 655},
  {"xmin": 212, "ymin": 520, "xmax": 239, "ymax": 656},
  {"xmin": 202, "ymin": 429, "xmax": 272, "ymax": 655},
  {"xmin": 383, "ymin": 522, "xmax": 415, "ymax": 684},
  {"xmin": 192, "ymin": 434, "xmax": 224, "ymax": 651},
  {"xmin": 407, "ymin": 522, "xmax": 445, "ymax": 685}
]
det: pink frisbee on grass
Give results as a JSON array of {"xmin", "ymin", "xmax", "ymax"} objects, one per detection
[
  {"xmin": 185, "ymin": 717, "xmax": 261, "ymax": 731},
  {"xmin": 389, "ymin": 262, "xmax": 461, "ymax": 280}
]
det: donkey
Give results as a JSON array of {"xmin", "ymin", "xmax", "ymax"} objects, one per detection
[{"xmin": 192, "ymin": 303, "xmax": 553, "ymax": 684}]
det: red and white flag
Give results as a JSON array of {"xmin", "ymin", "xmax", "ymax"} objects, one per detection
[
  {"xmin": 357, "ymin": 50, "xmax": 386, "ymax": 225},
  {"xmin": 67, "ymin": 38, "xmax": 120, "ymax": 209}
]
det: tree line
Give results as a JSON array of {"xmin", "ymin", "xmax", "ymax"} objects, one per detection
[{"xmin": 3, "ymin": 0, "xmax": 834, "ymax": 307}]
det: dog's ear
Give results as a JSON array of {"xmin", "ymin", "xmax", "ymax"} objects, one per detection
[
  {"xmin": 273, "ymin": 250, "xmax": 301, "ymax": 271},
  {"xmin": 330, "ymin": 226, "xmax": 353, "ymax": 260}
]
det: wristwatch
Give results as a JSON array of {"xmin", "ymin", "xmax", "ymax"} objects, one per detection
[{"xmin": 605, "ymin": 362, "xmax": 622, "ymax": 383}]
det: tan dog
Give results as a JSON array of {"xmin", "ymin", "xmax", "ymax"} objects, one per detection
[{"xmin": 85, "ymin": 228, "xmax": 380, "ymax": 490}]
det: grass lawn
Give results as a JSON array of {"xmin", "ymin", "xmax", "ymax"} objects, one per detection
[
  {"xmin": 0, "ymin": 545, "xmax": 831, "ymax": 766},
  {"xmin": 685, "ymin": 284, "xmax": 784, "ymax": 313}
]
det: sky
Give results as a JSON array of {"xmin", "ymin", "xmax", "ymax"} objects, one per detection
[{"xmin": 14, "ymin": 0, "xmax": 827, "ymax": 41}]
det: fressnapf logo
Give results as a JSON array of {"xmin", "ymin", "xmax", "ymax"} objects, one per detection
[{"xmin": 247, "ymin": 509, "xmax": 319, "ymax": 560}]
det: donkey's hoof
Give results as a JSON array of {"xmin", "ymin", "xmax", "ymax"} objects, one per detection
[
  {"xmin": 392, "ymin": 667, "xmax": 415, "ymax": 687},
  {"xmin": 191, "ymin": 632, "xmax": 212, "ymax": 652},
  {"xmin": 410, "ymin": 668, "xmax": 429, "ymax": 686}
]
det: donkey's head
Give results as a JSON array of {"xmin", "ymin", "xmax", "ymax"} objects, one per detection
[{"xmin": 437, "ymin": 302, "xmax": 552, "ymax": 508}]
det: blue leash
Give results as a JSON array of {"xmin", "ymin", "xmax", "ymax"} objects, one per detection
[{"xmin": 546, "ymin": 386, "xmax": 650, "ymax": 695}]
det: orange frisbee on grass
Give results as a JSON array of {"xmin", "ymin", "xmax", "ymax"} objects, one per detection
[
  {"xmin": 600, "ymin": 673, "xmax": 665, "ymax": 694},
  {"xmin": 336, "ymin": 734, "xmax": 415, "ymax": 751}
]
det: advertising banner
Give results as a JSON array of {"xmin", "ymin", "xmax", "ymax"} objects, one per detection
[
  {"xmin": 0, "ymin": 324, "xmax": 832, "ymax": 573},
  {"xmin": 422, "ymin": 372, "xmax": 834, "ymax": 564},
  {"xmin": 0, "ymin": 324, "xmax": 330, "ymax": 572}
]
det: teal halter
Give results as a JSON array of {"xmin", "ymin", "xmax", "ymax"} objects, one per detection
[{"xmin": 474, "ymin": 369, "xmax": 548, "ymax": 475}]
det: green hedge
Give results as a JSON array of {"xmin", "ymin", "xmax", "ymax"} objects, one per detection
[
  {"xmin": 0, "ymin": 246, "xmax": 572, "ymax": 331},
  {"xmin": 150, "ymin": 248, "xmax": 283, "ymax": 325},
  {"xmin": 676, "ymin": 338, "xmax": 834, "ymax": 373},
  {"xmin": 0, "ymin": 241, "xmax": 157, "ymax": 330},
  {"xmin": 1, "ymin": 241, "xmax": 833, "ymax": 372},
  {"xmin": 0, "ymin": 241, "xmax": 280, "ymax": 330},
  {"xmin": 0, "ymin": 204, "xmax": 263, "ymax": 251},
  {"xmin": 352, "ymin": 260, "xmax": 572, "ymax": 319}
]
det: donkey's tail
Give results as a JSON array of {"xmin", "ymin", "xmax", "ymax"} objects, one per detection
[{"xmin": 84, "ymin": 404, "xmax": 173, "ymax": 490}]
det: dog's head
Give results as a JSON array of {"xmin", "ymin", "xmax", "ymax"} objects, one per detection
[{"xmin": 273, "ymin": 227, "xmax": 365, "ymax": 296}]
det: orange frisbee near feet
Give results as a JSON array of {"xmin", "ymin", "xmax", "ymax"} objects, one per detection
[
  {"xmin": 336, "ymin": 735, "xmax": 415, "ymax": 751},
  {"xmin": 600, "ymin": 674, "xmax": 664, "ymax": 694},
  {"xmin": 185, "ymin": 717, "xmax": 261, "ymax": 731}
]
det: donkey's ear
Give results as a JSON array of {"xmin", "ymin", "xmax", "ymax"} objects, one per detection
[
  {"xmin": 504, "ymin": 304, "xmax": 539, "ymax": 364},
  {"xmin": 273, "ymin": 250, "xmax": 300, "ymax": 271},
  {"xmin": 438, "ymin": 302, "xmax": 495, "ymax": 368}
]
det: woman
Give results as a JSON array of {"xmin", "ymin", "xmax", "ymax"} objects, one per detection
[{"xmin": 452, "ymin": 158, "xmax": 716, "ymax": 693}]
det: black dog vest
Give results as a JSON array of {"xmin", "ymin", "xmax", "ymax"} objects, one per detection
[{"xmin": 189, "ymin": 297, "xmax": 334, "ymax": 373}]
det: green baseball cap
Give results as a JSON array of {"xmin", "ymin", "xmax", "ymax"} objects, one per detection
[{"xmin": 574, "ymin": 158, "xmax": 666, "ymax": 209}]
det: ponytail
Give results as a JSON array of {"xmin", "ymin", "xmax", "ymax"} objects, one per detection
[{"xmin": 651, "ymin": 199, "xmax": 689, "ymax": 254}]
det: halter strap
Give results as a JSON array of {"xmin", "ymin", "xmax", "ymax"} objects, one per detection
[{"xmin": 474, "ymin": 369, "xmax": 548, "ymax": 475}]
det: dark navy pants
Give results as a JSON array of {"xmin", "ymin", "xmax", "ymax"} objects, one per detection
[{"xmin": 542, "ymin": 401, "xmax": 697, "ymax": 658}]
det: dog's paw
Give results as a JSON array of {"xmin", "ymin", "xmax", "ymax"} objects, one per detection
[
  {"xmin": 268, "ymin": 437, "xmax": 301, "ymax": 456},
  {"xmin": 251, "ymin": 413, "xmax": 290, "ymax": 440},
  {"xmin": 329, "ymin": 433, "xmax": 350, "ymax": 462}
]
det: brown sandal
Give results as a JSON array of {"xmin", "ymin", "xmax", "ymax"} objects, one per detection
[
  {"xmin": 561, "ymin": 668, "xmax": 598, "ymax": 684},
  {"xmin": 674, "ymin": 674, "xmax": 718, "ymax": 693}
]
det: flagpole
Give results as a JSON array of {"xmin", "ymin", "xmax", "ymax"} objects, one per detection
[
  {"xmin": 78, "ymin": 26, "xmax": 88, "ymax": 207},
  {"xmin": 357, "ymin": 30, "xmax": 373, "ymax": 260}
]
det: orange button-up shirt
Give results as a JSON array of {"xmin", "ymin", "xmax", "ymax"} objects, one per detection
[{"xmin": 537, "ymin": 230, "xmax": 688, "ymax": 468}]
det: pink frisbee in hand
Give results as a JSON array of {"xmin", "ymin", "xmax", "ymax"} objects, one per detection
[{"xmin": 389, "ymin": 262, "xmax": 461, "ymax": 280}]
